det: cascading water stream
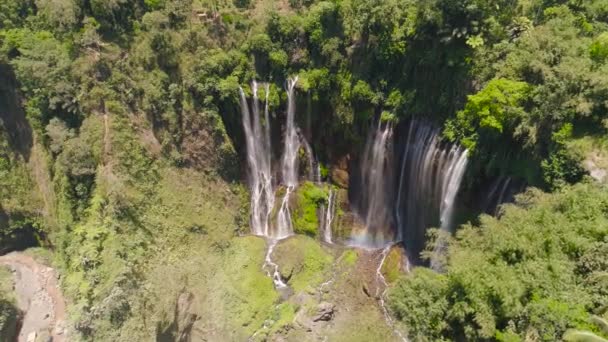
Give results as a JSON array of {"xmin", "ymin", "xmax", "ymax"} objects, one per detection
[
  {"xmin": 438, "ymin": 146, "xmax": 469, "ymax": 231},
  {"xmin": 483, "ymin": 176, "xmax": 526, "ymax": 216},
  {"xmin": 241, "ymin": 77, "xmax": 302, "ymax": 240},
  {"xmin": 276, "ymin": 77, "xmax": 300, "ymax": 239},
  {"xmin": 239, "ymin": 82, "xmax": 274, "ymax": 236},
  {"xmin": 395, "ymin": 120, "xmax": 468, "ymax": 265},
  {"xmin": 315, "ymin": 164, "xmax": 322, "ymax": 183},
  {"xmin": 431, "ymin": 144, "xmax": 468, "ymax": 270},
  {"xmin": 281, "ymin": 77, "xmax": 300, "ymax": 187},
  {"xmin": 394, "ymin": 123, "xmax": 414, "ymax": 243},
  {"xmin": 321, "ymin": 189, "xmax": 336, "ymax": 243},
  {"xmin": 240, "ymin": 79, "xmax": 304, "ymax": 293},
  {"xmin": 263, "ymin": 239, "xmax": 288, "ymax": 289},
  {"xmin": 484, "ymin": 176, "xmax": 505, "ymax": 214},
  {"xmin": 351, "ymin": 122, "xmax": 396, "ymax": 248},
  {"xmin": 494, "ymin": 177, "xmax": 511, "ymax": 214}
]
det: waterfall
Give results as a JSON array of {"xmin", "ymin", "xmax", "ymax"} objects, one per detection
[
  {"xmin": 438, "ymin": 146, "xmax": 469, "ymax": 231},
  {"xmin": 351, "ymin": 122, "xmax": 396, "ymax": 248},
  {"xmin": 495, "ymin": 177, "xmax": 512, "ymax": 212},
  {"xmin": 315, "ymin": 164, "xmax": 322, "ymax": 183},
  {"xmin": 276, "ymin": 77, "xmax": 299, "ymax": 239},
  {"xmin": 484, "ymin": 176, "xmax": 525, "ymax": 215},
  {"xmin": 239, "ymin": 82, "xmax": 274, "ymax": 236},
  {"xmin": 394, "ymin": 122, "xmax": 414, "ymax": 243},
  {"xmin": 484, "ymin": 176, "xmax": 505, "ymax": 214},
  {"xmin": 300, "ymin": 135, "xmax": 317, "ymax": 182},
  {"xmin": 321, "ymin": 189, "xmax": 336, "ymax": 243},
  {"xmin": 281, "ymin": 77, "xmax": 300, "ymax": 187},
  {"xmin": 395, "ymin": 120, "xmax": 468, "ymax": 263},
  {"xmin": 240, "ymin": 77, "xmax": 301, "ymax": 240}
]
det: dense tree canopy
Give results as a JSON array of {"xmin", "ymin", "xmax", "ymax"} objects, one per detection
[{"xmin": 389, "ymin": 183, "xmax": 608, "ymax": 341}]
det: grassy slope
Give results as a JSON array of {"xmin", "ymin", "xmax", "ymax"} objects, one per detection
[
  {"xmin": 52, "ymin": 112, "xmax": 282, "ymax": 340},
  {"xmin": 274, "ymin": 235, "xmax": 333, "ymax": 292}
]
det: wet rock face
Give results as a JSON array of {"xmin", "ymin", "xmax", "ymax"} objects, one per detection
[{"xmin": 330, "ymin": 169, "xmax": 349, "ymax": 189}]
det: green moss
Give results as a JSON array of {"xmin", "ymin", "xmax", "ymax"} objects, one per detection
[
  {"xmin": 291, "ymin": 182, "xmax": 328, "ymax": 237},
  {"xmin": 325, "ymin": 304, "xmax": 396, "ymax": 342},
  {"xmin": 269, "ymin": 302, "xmax": 297, "ymax": 334},
  {"xmin": 274, "ymin": 235, "xmax": 333, "ymax": 293},
  {"xmin": 381, "ymin": 248, "xmax": 403, "ymax": 284},
  {"xmin": 339, "ymin": 249, "xmax": 359, "ymax": 267},
  {"xmin": 221, "ymin": 237, "xmax": 280, "ymax": 333}
]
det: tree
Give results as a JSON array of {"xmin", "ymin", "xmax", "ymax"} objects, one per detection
[
  {"xmin": 445, "ymin": 78, "xmax": 530, "ymax": 153},
  {"xmin": 35, "ymin": 0, "xmax": 81, "ymax": 33}
]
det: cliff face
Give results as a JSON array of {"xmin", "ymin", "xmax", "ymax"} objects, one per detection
[
  {"xmin": 0, "ymin": 65, "xmax": 45, "ymax": 253},
  {"xmin": 0, "ymin": 65, "xmax": 32, "ymax": 159}
]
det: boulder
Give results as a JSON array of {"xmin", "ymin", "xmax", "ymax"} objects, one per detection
[{"xmin": 312, "ymin": 302, "xmax": 335, "ymax": 322}]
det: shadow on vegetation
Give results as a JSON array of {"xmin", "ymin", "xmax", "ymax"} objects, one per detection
[{"xmin": 0, "ymin": 64, "xmax": 33, "ymax": 161}]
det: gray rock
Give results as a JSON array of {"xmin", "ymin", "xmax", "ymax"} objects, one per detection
[
  {"xmin": 312, "ymin": 302, "xmax": 335, "ymax": 322},
  {"xmin": 583, "ymin": 159, "xmax": 607, "ymax": 183}
]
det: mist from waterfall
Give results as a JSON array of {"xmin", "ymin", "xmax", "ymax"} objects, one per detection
[
  {"xmin": 395, "ymin": 120, "xmax": 468, "ymax": 263},
  {"xmin": 351, "ymin": 122, "xmax": 396, "ymax": 248}
]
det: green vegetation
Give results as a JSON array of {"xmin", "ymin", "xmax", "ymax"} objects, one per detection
[
  {"xmin": 0, "ymin": 266, "xmax": 18, "ymax": 341},
  {"xmin": 0, "ymin": 0, "xmax": 607, "ymax": 340},
  {"xmin": 267, "ymin": 302, "xmax": 298, "ymax": 335},
  {"xmin": 291, "ymin": 181, "xmax": 329, "ymax": 237},
  {"xmin": 445, "ymin": 78, "xmax": 530, "ymax": 153},
  {"xmin": 0, "ymin": 86, "xmax": 45, "ymax": 251},
  {"xmin": 445, "ymin": 4, "xmax": 608, "ymax": 189},
  {"xmin": 338, "ymin": 249, "xmax": 358, "ymax": 267},
  {"xmin": 380, "ymin": 247, "xmax": 404, "ymax": 284},
  {"xmin": 274, "ymin": 235, "xmax": 333, "ymax": 292},
  {"xmin": 388, "ymin": 183, "xmax": 608, "ymax": 341}
]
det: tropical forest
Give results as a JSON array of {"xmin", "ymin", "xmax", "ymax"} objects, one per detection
[{"xmin": 0, "ymin": 0, "xmax": 607, "ymax": 341}]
